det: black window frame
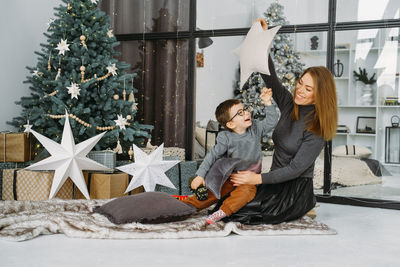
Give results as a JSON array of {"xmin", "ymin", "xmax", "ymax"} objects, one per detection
[{"xmin": 114, "ymin": 0, "xmax": 400, "ymax": 210}]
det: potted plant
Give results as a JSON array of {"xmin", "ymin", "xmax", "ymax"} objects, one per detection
[{"xmin": 353, "ymin": 67, "xmax": 376, "ymax": 105}]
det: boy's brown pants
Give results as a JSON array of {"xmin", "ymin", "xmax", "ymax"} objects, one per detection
[{"xmin": 181, "ymin": 181, "xmax": 257, "ymax": 216}]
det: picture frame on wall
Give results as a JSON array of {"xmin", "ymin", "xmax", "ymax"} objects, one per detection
[{"xmin": 356, "ymin": 116, "xmax": 376, "ymax": 134}]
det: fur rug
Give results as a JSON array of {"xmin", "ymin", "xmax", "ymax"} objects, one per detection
[{"xmin": 0, "ymin": 199, "xmax": 336, "ymax": 241}]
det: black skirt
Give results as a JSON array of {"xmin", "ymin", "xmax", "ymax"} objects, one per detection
[{"xmin": 217, "ymin": 177, "xmax": 316, "ymax": 225}]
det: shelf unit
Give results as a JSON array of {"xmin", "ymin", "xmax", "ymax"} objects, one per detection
[{"xmin": 298, "ymin": 44, "xmax": 400, "ymax": 165}]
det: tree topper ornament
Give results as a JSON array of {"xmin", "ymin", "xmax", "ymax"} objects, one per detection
[
  {"xmin": 233, "ymin": 22, "xmax": 281, "ymax": 89},
  {"xmin": 117, "ymin": 144, "xmax": 180, "ymax": 193},
  {"xmin": 25, "ymin": 111, "xmax": 110, "ymax": 199}
]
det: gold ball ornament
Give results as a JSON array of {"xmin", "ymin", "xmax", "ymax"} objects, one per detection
[
  {"xmin": 80, "ymin": 66, "xmax": 85, "ymax": 72},
  {"xmin": 80, "ymin": 35, "xmax": 86, "ymax": 41},
  {"xmin": 126, "ymin": 115, "xmax": 132, "ymax": 120},
  {"xmin": 113, "ymin": 94, "xmax": 119, "ymax": 100}
]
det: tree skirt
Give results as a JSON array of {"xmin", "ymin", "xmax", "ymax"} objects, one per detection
[{"xmin": 0, "ymin": 199, "xmax": 336, "ymax": 242}]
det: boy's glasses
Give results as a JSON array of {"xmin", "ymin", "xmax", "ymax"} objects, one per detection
[{"xmin": 228, "ymin": 106, "xmax": 252, "ymax": 122}]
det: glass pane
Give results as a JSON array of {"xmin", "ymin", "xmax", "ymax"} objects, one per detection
[
  {"xmin": 337, "ymin": 0, "xmax": 400, "ymax": 22},
  {"xmin": 197, "ymin": 0, "xmax": 328, "ymax": 30},
  {"xmin": 101, "ymin": 0, "xmax": 190, "ymax": 34},
  {"xmin": 115, "ymin": 40, "xmax": 189, "ymax": 147},
  {"xmin": 324, "ymin": 28, "xmax": 400, "ymax": 201},
  {"xmin": 293, "ymin": 31, "xmax": 328, "ymax": 68}
]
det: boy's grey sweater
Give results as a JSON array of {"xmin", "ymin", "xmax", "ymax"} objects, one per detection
[
  {"xmin": 259, "ymin": 56, "xmax": 325, "ymax": 184},
  {"xmin": 196, "ymin": 105, "xmax": 279, "ymax": 178}
]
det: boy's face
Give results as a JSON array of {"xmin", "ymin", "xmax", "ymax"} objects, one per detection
[{"xmin": 226, "ymin": 103, "xmax": 252, "ymax": 133}]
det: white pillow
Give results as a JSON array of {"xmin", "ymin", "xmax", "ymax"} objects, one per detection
[
  {"xmin": 195, "ymin": 126, "xmax": 216, "ymax": 152},
  {"xmin": 332, "ymin": 145, "xmax": 372, "ymax": 159}
]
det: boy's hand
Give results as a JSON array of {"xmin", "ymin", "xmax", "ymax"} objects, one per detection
[
  {"xmin": 260, "ymin": 87, "xmax": 273, "ymax": 106},
  {"xmin": 253, "ymin": 18, "xmax": 268, "ymax": 30},
  {"xmin": 191, "ymin": 176, "xmax": 205, "ymax": 190}
]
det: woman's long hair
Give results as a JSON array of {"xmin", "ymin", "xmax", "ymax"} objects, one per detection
[{"xmin": 291, "ymin": 66, "xmax": 338, "ymax": 140}]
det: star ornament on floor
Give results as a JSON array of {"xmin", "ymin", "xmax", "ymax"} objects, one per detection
[
  {"xmin": 26, "ymin": 111, "xmax": 110, "ymax": 199},
  {"xmin": 117, "ymin": 144, "xmax": 180, "ymax": 193},
  {"xmin": 232, "ymin": 23, "xmax": 281, "ymax": 89}
]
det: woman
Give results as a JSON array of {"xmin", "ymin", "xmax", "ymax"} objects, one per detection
[{"xmin": 226, "ymin": 19, "xmax": 338, "ymax": 224}]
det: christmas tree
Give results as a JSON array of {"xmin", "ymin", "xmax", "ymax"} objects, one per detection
[{"xmin": 8, "ymin": 0, "xmax": 153, "ymax": 156}]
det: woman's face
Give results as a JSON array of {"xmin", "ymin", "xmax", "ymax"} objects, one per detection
[{"xmin": 294, "ymin": 72, "xmax": 315, "ymax": 105}]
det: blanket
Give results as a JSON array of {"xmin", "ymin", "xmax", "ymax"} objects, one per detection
[{"xmin": 0, "ymin": 199, "xmax": 336, "ymax": 241}]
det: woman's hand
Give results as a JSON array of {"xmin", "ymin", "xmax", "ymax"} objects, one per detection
[
  {"xmin": 253, "ymin": 18, "xmax": 268, "ymax": 30},
  {"xmin": 230, "ymin": 171, "xmax": 262, "ymax": 186}
]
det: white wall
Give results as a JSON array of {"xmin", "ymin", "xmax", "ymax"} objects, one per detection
[{"xmin": 0, "ymin": 0, "xmax": 60, "ymax": 131}]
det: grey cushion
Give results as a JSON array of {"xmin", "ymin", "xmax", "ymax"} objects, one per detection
[
  {"xmin": 93, "ymin": 192, "xmax": 196, "ymax": 224},
  {"xmin": 205, "ymin": 158, "xmax": 243, "ymax": 199}
]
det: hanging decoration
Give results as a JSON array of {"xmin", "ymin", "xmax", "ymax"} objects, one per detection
[
  {"xmin": 113, "ymin": 139, "xmax": 123, "ymax": 154},
  {"xmin": 55, "ymin": 39, "xmax": 70, "ymax": 55},
  {"xmin": 114, "ymin": 114, "xmax": 128, "ymax": 130},
  {"xmin": 47, "ymin": 113, "xmax": 116, "ymax": 131},
  {"xmin": 116, "ymin": 144, "xmax": 180, "ymax": 193},
  {"xmin": 67, "ymin": 82, "xmax": 81, "ymax": 99},
  {"xmin": 80, "ymin": 35, "xmax": 87, "ymax": 49},
  {"xmin": 107, "ymin": 29, "xmax": 113, "ymax": 38},
  {"xmin": 26, "ymin": 111, "xmax": 110, "ymax": 199},
  {"xmin": 106, "ymin": 63, "xmax": 117, "ymax": 76},
  {"xmin": 23, "ymin": 120, "xmax": 32, "ymax": 135}
]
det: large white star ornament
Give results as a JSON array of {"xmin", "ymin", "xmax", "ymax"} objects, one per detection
[
  {"xmin": 106, "ymin": 64, "xmax": 117, "ymax": 76},
  {"xmin": 233, "ymin": 23, "xmax": 281, "ymax": 89},
  {"xmin": 117, "ymin": 144, "xmax": 180, "ymax": 193},
  {"xmin": 67, "ymin": 82, "xmax": 81, "ymax": 99},
  {"xmin": 56, "ymin": 39, "xmax": 70, "ymax": 55},
  {"xmin": 114, "ymin": 114, "xmax": 128, "ymax": 130},
  {"xmin": 26, "ymin": 111, "xmax": 110, "ymax": 199}
]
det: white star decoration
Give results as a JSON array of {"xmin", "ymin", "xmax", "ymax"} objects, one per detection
[
  {"xmin": 47, "ymin": 18, "xmax": 55, "ymax": 28},
  {"xmin": 106, "ymin": 64, "xmax": 117, "ymax": 76},
  {"xmin": 90, "ymin": 0, "xmax": 98, "ymax": 4},
  {"xmin": 132, "ymin": 102, "xmax": 138, "ymax": 111},
  {"xmin": 26, "ymin": 111, "xmax": 110, "ymax": 199},
  {"xmin": 23, "ymin": 120, "xmax": 32, "ymax": 134},
  {"xmin": 56, "ymin": 39, "xmax": 70, "ymax": 55},
  {"xmin": 107, "ymin": 29, "xmax": 114, "ymax": 38},
  {"xmin": 67, "ymin": 82, "xmax": 81, "ymax": 99},
  {"xmin": 117, "ymin": 144, "xmax": 180, "ymax": 193},
  {"xmin": 114, "ymin": 114, "xmax": 128, "ymax": 130},
  {"xmin": 32, "ymin": 70, "xmax": 40, "ymax": 77},
  {"xmin": 232, "ymin": 23, "xmax": 281, "ymax": 89}
]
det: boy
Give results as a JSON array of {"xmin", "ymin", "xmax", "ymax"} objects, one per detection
[{"xmin": 182, "ymin": 87, "xmax": 278, "ymax": 224}]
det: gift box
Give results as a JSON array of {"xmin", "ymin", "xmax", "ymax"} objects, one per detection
[
  {"xmin": 0, "ymin": 133, "xmax": 34, "ymax": 162},
  {"xmin": 74, "ymin": 172, "xmax": 144, "ymax": 199},
  {"xmin": 156, "ymin": 161, "xmax": 197, "ymax": 196},
  {"xmin": 2, "ymin": 169, "xmax": 73, "ymax": 201},
  {"xmin": 88, "ymin": 149, "xmax": 116, "ymax": 173},
  {"xmin": 0, "ymin": 162, "xmax": 32, "ymax": 200}
]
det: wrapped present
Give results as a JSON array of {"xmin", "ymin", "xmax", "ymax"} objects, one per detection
[
  {"xmin": 0, "ymin": 162, "xmax": 32, "ymax": 200},
  {"xmin": 74, "ymin": 172, "xmax": 144, "ymax": 199},
  {"xmin": 139, "ymin": 147, "xmax": 185, "ymax": 161},
  {"xmin": 156, "ymin": 161, "xmax": 197, "ymax": 196},
  {"xmin": 0, "ymin": 132, "xmax": 34, "ymax": 162},
  {"xmin": 88, "ymin": 149, "xmax": 116, "ymax": 173},
  {"xmin": 2, "ymin": 169, "xmax": 73, "ymax": 201}
]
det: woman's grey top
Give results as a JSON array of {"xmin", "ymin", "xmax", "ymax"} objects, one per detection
[
  {"xmin": 196, "ymin": 105, "xmax": 279, "ymax": 178},
  {"xmin": 259, "ymin": 56, "xmax": 325, "ymax": 184}
]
